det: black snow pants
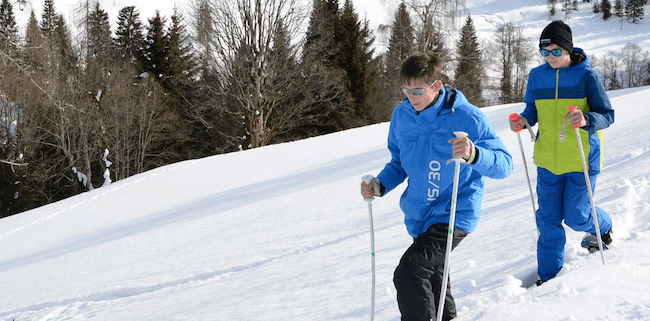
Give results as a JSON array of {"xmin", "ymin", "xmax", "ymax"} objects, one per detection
[{"xmin": 393, "ymin": 223, "xmax": 468, "ymax": 321}]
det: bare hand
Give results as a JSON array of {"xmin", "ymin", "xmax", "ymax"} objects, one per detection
[
  {"xmin": 509, "ymin": 115, "xmax": 527, "ymax": 133},
  {"xmin": 448, "ymin": 136, "xmax": 473, "ymax": 160},
  {"xmin": 567, "ymin": 109, "xmax": 587, "ymax": 128},
  {"xmin": 360, "ymin": 177, "xmax": 380, "ymax": 200}
]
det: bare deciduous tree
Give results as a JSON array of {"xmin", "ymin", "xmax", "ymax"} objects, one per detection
[
  {"xmin": 192, "ymin": 0, "xmax": 314, "ymax": 148},
  {"xmin": 493, "ymin": 21, "xmax": 533, "ymax": 104},
  {"xmin": 620, "ymin": 42, "xmax": 649, "ymax": 88}
]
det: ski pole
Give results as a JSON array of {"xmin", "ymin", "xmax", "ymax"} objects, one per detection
[
  {"xmin": 567, "ymin": 106, "xmax": 605, "ymax": 265},
  {"xmin": 361, "ymin": 175, "xmax": 379, "ymax": 321},
  {"xmin": 436, "ymin": 131, "xmax": 467, "ymax": 321},
  {"xmin": 509, "ymin": 113, "xmax": 538, "ymax": 233}
]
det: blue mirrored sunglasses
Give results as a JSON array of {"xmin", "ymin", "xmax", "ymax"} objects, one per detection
[
  {"xmin": 540, "ymin": 48, "xmax": 563, "ymax": 57},
  {"xmin": 401, "ymin": 81, "xmax": 438, "ymax": 96}
]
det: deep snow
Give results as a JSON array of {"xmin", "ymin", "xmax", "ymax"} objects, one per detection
[{"xmin": 2, "ymin": 0, "xmax": 650, "ymax": 320}]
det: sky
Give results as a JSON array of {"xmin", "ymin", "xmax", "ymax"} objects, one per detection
[{"xmin": 2, "ymin": 0, "xmax": 650, "ymax": 320}]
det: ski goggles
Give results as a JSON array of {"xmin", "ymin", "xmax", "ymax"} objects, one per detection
[
  {"xmin": 401, "ymin": 80, "xmax": 439, "ymax": 96},
  {"xmin": 539, "ymin": 48, "xmax": 564, "ymax": 57}
]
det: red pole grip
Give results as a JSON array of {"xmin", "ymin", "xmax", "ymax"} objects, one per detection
[
  {"xmin": 509, "ymin": 113, "xmax": 523, "ymax": 132},
  {"xmin": 568, "ymin": 106, "xmax": 579, "ymax": 129}
]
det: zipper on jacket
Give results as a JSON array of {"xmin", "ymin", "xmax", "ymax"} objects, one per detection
[
  {"xmin": 555, "ymin": 69, "xmax": 559, "ymax": 99},
  {"xmin": 554, "ymin": 68, "xmax": 560, "ymax": 171}
]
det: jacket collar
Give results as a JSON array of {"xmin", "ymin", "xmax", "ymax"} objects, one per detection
[{"xmin": 409, "ymin": 85, "xmax": 448, "ymax": 115}]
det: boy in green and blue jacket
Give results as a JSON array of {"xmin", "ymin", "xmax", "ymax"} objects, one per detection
[{"xmin": 509, "ymin": 20, "xmax": 614, "ymax": 285}]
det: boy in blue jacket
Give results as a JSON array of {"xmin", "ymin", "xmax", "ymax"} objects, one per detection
[
  {"xmin": 509, "ymin": 20, "xmax": 614, "ymax": 286},
  {"xmin": 361, "ymin": 53, "xmax": 512, "ymax": 321}
]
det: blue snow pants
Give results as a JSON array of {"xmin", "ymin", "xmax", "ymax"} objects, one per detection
[{"xmin": 536, "ymin": 167, "xmax": 612, "ymax": 281}]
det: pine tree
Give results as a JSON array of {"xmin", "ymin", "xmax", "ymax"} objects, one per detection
[
  {"xmin": 54, "ymin": 14, "xmax": 76, "ymax": 77},
  {"xmin": 386, "ymin": 1, "xmax": 414, "ymax": 106},
  {"xmin": 24, "ymin": 11, "xmax": 44, "ymax": 71},
  {"xmin": 559, "ymin": 0, "xmax": 578, "ymax": 20},
  {"xmin": 303, "ymin": 0, "xmax": 341, "ymax": 67},
  {"xmin": 601, "ymin": 0, "xmax": 613, "ymax": 20},
  {"xmin": 87, "ymin": 2, "xmax": 113, "ymax": 69},
  {"xmin": 454, "ymin": 15, "xmax": 483, "ymax": 107},
  {"xmin": 164, "ymin": 10, "xmax": 197, "ymax": 95},
  {"xmin": 181, "ymin": 0, "xmax": 236, "ymax": 156},
  {"xmin": 142, "ymin": 11, "xmax": 168, "ymax": 82},
  {"xmin": 38, "ymin": 0, "xmax": 65, "ymax": 86},
  {"xmin": 548, "ymin": 0, "xmax": 557, "ymax": 19},
  {"xmin": 300, "ymin": 0, "xmax": 354, "ymax": 135},
  {"xmin": 614, "ymin": 0, "xmax": 624, "ymax": 17},
  {"xmin": 337, "ymin": 0, "xmax": 375, "ymax": 122},
  {"xmin": 593, "ymin": 1, "xmax": 601, "ymax": 13},
  {"xmin": 0, "ymin": 0, "xmax": 20, "ymax": 217},
  {"xmin": 39, "ymin": 0, "xmax": 57, "ymax": 39},
  {"xmin": 114, "ymin": 6, "xmax": 145, "ymax": 67},
  {"xmin": 625, "ymin": 0, "xmax": 645, "ymax": 23},
  {"xmin": 387, "ymin": 2, "xmax": 414, "ymax": 70},
  {"xmin": 265, "ymin": 18, "xmax": 298, "ymax": 143},
  {"xmin": 0, "ymin": 0, "xmax": 18, "ymax": 56}
]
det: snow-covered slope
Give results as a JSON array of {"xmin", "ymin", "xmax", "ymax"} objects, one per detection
[
  {"xmin": 2, "ymin": 85, "xmax": 650, "ymax": 320},
  {"xmin": 2, "ymin": 0, "xmax": 650, "ymax": 320}
]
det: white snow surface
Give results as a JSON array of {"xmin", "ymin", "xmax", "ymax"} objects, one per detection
[
  {"xmin": 3, "ymin": 0, "xmax": 650, "ymax": 320},
  {"xmin": 2, "ymin": 85, "xmax": 650, "ymax": 320}
]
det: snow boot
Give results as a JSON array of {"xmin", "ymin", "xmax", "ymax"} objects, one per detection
[{"xmin": 581, "ymin": 229, "xmax": 612, "ymax": 253}]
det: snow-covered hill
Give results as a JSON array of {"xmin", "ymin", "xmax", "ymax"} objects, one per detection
[
  {"xmin": 2, "ymin": 0, "xmax": 650, "ymax": 320},
  {"xmin": 1, "ymin": 82, "xmax": 649, "ymax": 319}
]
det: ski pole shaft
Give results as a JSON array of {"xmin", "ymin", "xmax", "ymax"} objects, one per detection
[
  {"xmin": 361, "ymin": 175, "xmax": 377, "ymax": 321},
  {"xmin": 568, "ymin": 106, "xmax": 605, "ymax": 265},
  {"xmin": 436, "ymin": 131, "xmax": 467, "ymax": 321},
  {"xmin": 366, "ymin": 200, "xmax": 376, "ymax": 321},
  {"xmin": 509, "ymin": 113, "xmax": 538, "ymax": 233}
]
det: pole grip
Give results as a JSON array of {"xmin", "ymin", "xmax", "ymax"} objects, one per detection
[
  {"xmin": 446, "ymin": 131, "xmax": 468, "ymax": 165},
  {"xmin": 362, "ymin": 174, "xmax": 379, "ymax": 201},
  {"xmin": 453, "ymin": 131, "xmax": 468, "ymax": 139},
  {"xmin": 509, "ymin": 113, "xmax": 523, "ymax": 133},
  {"xmin": 568, "ymin": 106, "xmax": 580, "ymax": 129}
]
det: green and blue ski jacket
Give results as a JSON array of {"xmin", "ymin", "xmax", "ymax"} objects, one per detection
[{"xmin": 521, "ymin": 48, "xmax": 614, "ymax": 175}]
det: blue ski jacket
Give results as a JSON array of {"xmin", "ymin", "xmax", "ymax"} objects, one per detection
[{"xmin": 377, "ymin": 87, "xmax": 513, "ymax": 238}]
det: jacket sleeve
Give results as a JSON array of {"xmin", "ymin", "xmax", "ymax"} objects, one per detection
[
  {"xmin": 376, "ymin": 119, "xmax": 407, "ymax": 195},
  {"xmin": 469, "ymin": 111, "xmax": 513, "ymax": 179},
  {"xmin": 584, "ymin": 71, "xmax": 615, "ymax": 132},
  {"xmin": 521, "ymin": 73, "xmax": 539, "ymax": 126}
]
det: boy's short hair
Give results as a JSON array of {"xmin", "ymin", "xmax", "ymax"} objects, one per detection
[{"xmin": 400, "ymin": 53, "xmax": 442, "ymax": 86}]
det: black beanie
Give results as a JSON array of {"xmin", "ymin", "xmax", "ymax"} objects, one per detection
[{"xmin": 539, "ymin": 20, "xmax": 573, "ymax": 55}]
